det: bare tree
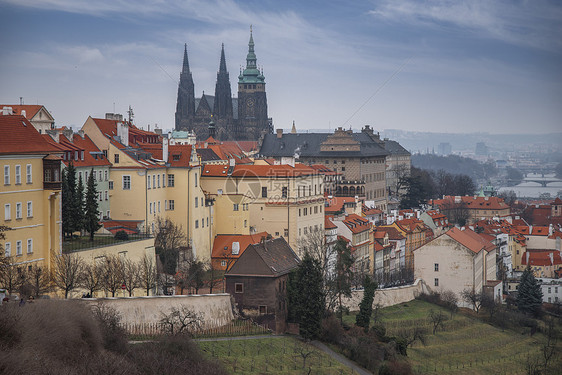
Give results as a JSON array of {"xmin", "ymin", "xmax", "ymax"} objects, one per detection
[
  {"xmin": 206, "ymin": 260, "xmax": 223, "ymax": 294},
  {"xmin": 297, "ymin": 227, "xmax": 335, "ymax": 283},
  {"xmin": 155, "ymin": 218, "xmax": 186, "ymax": 275},
  {"xmin": 389, "ymin": 163, "xmax": 410, "ymax": 198},
  {"xmin": 138, "ymin": 254, "xmax": 157, "ymax": 296},
  {"xmin": 395, "ymin": 326, "xmax": 427, "ymax": 355},
  {"xmin": 52, "ymin": 251, "xmax": 84, "ymax": 298},
  {"xmin": 79, "ymin": 262, "xmax": 103, "ymax": 297},
  {"xmin": 461, "ymin": 288, "xmax": 482, "ymax": 313},
  {"xmin": 26, "ymin": 264, "xmax": 52, "ymax": 297},
  {"xmin": 428, "ymin": 309, "xmax": 447, "ymax": 334},
  {"xmin": 293, "ymin": 341, "xmax": 316, "ymax": 369},
  {"xmin": 101, "ymin": 255, "xmax": 125, "ymax": 297},
  {"xmin": 0, "ymin": 258, "xmax": 24, "ymax": 295},
  {"xmin": 160, "ymin": 305, "xmax": 204, "ymax": 335},
  {"xmin": 481, "ymin": 293, "xmax": 501, "ymax": 318},
  {"xmin": 122, "ymin": 258, "xmax": 140, "ymax": 296},
  {"xmin": 441, "ymin": 290, "xmax": 459, "ymax": 319}
]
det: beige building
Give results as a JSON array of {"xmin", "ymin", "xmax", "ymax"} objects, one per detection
[
  {"xmin": 414, "ymin": 227, "xmax": 499, "ymax": 307},
  {"xmin": 1, "ymin": 115, "xmax": 62, "ymax": 275},
  {"xmin": 201, "ymin": 163, "xmax": 324, "ymax": 255},
  {"xmin": 333, "ymin": 214, "xmax": 372, "ymax": 274},
  {"xmin": 259, "ymin": 126, "xmax": 389, "ymax": 210},
  {"xmin": 82, "ymin": 116, "xmax": 213, "ymax": 262}
]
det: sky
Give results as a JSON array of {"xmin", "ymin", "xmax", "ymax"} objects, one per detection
[{"xmin": 0, "ymin": 0, "xmax": 561, "ymax": 135}]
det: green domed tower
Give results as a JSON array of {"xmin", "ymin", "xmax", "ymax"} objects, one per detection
[{"xmin": 237, "ymin": 26, "xmax": 269, "ymax": 140}]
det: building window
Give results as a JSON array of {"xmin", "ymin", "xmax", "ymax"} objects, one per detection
[
  {"xmin": 16, "ymin": 240, "xmax": 22, "ymax": 256},
  {"xmin": 282, "ymin": 187, "xmax": 287, "ymax": 198},
  {"xmin": 169, "ymin": 200, "xmax": 175, "ymax": 210},
  {"xmin": 147, "ymin": 176, "xmax": 151, "ymax": 189},
  {"xmin": 4, "ymin": 242, "xmax": 10, "ymax": 257},
  {"xmin": 221, "ymin": 260, "xmax": 226, "ymax": 267},
  {"xmin": 106, "ymin": 210, "xmax": 110, "ymax": 219},
  {"xmin": 259, "ymin": 305, "xmax": 267, "ymax": 314},
  {"xmin": 4, "ymin": 204, "xmax": 10, "ymax": 220},
  {"xmin": 434, "ymin": 278, "xmax": 439, "ymax": 287},
  {"xmin": 26, "ymin": 164, "xmax": 32, "ymax": 183},
  {"xmin": 149, "ymin": 203, "xmax": 152, "ymax": 214},
  {"xmin": 262, "ymin": 187, "xmax": 267, "ymax": 198},
  {"xmin": 27, "ymin": 239, "xmax": 33, "ymax": 254},
  {"xmin": 195, "ymin": 197, "xmax": 198, "ymax": 208},
  {"xmin": 4, "ymin": 165, "xmax": 9, "ymax": 185},
  {"xmin": 284, "ymin": 229, "xmax": 289, "ymax": 237},
  {"xmin": 15, "ymin": 203, "xmax": 22, "ymax": 219},
  {"xmin": 98, "ymin": 171, "xmax": 102, "ymax": 181},
  {"xmin": 434, "ymin": 263, "xmax": 439, "ymax": 272},
  {"xmin": 158, "ymin": 201, "xmax": 161, "ymax": 213},
  {"xmin": 194, "ymin": 173, "xmax": 198, "ymax": 187},
  {"xmin": 27, "ymin": 201, "xmax": 33, "ymax": 217},
  {"xmin": 235, "ymin": 283, "xmax": 244, "ymax": 293},
  {"xmin": 98, "ymin": 192, "xmax": 102, "ymax": 201},
  {"xmin": 304, "ymin": 208, "xmax": 308, "ymax": 216},
  {"xmin": 152, "ymin": 175, "xmax": 156, "ymax": 188},
  {"xmin": 122, "ymin": 175, "xmax": 131, "ymax": 190},
  {"xmin": 109, "ymin": 181, "xmax": 114, "ymax": 190},
  {"xmin": 105, "ymin": 191, "xmax": 108, "ymax": 201},
  {"xmin": 195, "ymin": 220, "xmax": 199, "ymax": 228},
  {"xmin": 168, "ymin": 174, "xmax": 175, "ymax": 187},
  {"xmin": 114, "ymin": 154, "xmax": 119, "ymax": 164},
  {"xmin": 104, "ymin": 170, "xmax": 108, "ymax": 181},
  {"xmin": 233, "ymin": 204, "xmax": 239, "ymax": 211},
  {"xmin": 162, "ymin": 173, "xmax": 166, "ymax": 187},
  {"xmin": 15, "ymin": 165, "xmax": 21, "ymax": 184},
  {"xmin": 244, "ymin": 220, "xmax": 247, "ymax": 228}
]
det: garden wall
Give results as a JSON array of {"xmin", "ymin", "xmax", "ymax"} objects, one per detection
[
  {"xmin": 342, "ymin": 278, "xmax": 430, "ymax": 311},
  {"xmin": 81, "ymin": 294, "xmax": 234, "ymax": 329}
]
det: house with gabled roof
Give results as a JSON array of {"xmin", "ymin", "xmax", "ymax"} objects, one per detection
[
  {"xmin": 225, "ymin": 237, "xmax": 300, "ymax": 332},
  {"xmin": 414, "ymin": 227, "xmax": 500, "ymax": 307},
  {"xmin": 211, "ymin": 231, "xmax": 269, "ymax": 271}
]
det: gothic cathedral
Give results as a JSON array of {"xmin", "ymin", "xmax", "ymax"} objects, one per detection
[{"xmin": 174, "ymin": 29, "xmax": 272, "ymax": 141}]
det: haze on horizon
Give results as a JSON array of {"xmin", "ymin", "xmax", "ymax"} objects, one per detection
[{"xmin": 0, "ymin": 0, "xmax": 560, "ymax": 135}]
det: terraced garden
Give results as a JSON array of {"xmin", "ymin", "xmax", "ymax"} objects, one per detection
[
  {"xmin": 198, "ymin": 336, "xmax": 351, "ymax": 374},
  {"xmin": 345, "ymin": 299, "xmax": 550, "ymax": 375}
]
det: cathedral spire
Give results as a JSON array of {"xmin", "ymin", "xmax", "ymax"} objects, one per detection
[
  {"xmin": 182, "ymin": 43, "xmax": 190, "ymax": 73},
  {"xmin": 219, "ymin": 43, "xmax": 227, "ymax": 73},
  {"xmin": 239, "ymin": 26, "xmax": 264, "ymax": 84}
]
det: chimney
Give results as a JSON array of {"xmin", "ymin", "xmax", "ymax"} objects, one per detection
[
  {"xmin": 77, "ymin": 130, "xmax": 85, "ymax": 139},
  {"xmin": 162, "ymin": 137, "xmax": 169, "ymax": 163},
  {"xmin": 556, "ymin": 237, "xmax": 561, "ymax": 251},
  {"xmin": 526, "ymin": 252, "xmax": 530, "ymax": 265},
  {"xmin": 117, "ymin": 122, "xmax": 129, "ymax": 147},
  {"xmin": 21, "ymin": 110, "xmax": 26, "ymax": 118},
  {"xmin": 549, "ymin": 252, "xmax": 554, "ymax": 265},
  {"xmin": 2, "ymin": 106, "xmax": 13, "ymax": 115},
  {"xmin": 154, "ymin": 128, "xmax": 162, "ymax": 136},
  {"xmin": 549, "ymin": 224, "xmax": 553, "ymax": 236},
  {"xmin": 46, "ymin": 129, "xmax": 59, "ymax": 143},
  {"xmin": 276, "ymin": 129, "xmax": 283, "ymax": 138}
]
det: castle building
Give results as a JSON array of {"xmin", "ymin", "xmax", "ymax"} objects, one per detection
[{"xmin": 175, "ymin": 29, "xmax": 272, "ymax": 141}]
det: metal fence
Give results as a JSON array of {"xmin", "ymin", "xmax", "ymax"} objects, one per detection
[{"xmin": 63, "ymin": 232, "xmax": 153, "ymax": 253}]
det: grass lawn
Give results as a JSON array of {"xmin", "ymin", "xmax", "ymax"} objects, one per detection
[
  {"xmin": 198, "ymin": 336, "xmax": 351, "ymax": 375},
  {"xmin": 343, "ymin": 299, "xmax": 551, "ymax": 375}
]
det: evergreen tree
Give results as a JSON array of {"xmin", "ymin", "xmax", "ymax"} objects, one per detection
[
  {"xmin": 516, "ymin": 266, "xmax": 543, "ymax": 317},
  {"xmin": 332, "ymin": 237, "xmax": 354, "ymax": 323},
  {"xmin": 84, "ymin": 168, "xmax": 102, "ymax": 241},
  {"xmin": 75, "ymin": 174, "xmax": 85, "ymax": 233},
  {"xmin": 287, "ymin": 253, "xmax": 324, "ymax": 340},
  {"xmin": 356, "ymin": 275, "xmax": 377, "ymax": 332},
  {"xmin": 61, "ymin": 168, "xmax": 72, "ymax": 238}
]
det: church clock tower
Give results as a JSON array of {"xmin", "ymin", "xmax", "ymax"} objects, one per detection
[{"xmin": 238, "ymin": 27, "xmax": 269, "ymax": 140}]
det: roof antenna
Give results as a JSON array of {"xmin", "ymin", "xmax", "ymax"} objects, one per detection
[{"xmin": 19, "ymin": 97, "xmax": 23, "ymax": 105}]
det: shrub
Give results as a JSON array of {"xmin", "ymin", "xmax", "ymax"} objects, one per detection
[
  {"xmin": 114, "ymin": 230, "xmax": 129, "ymax": 241},
  {"xmin": 91, "ymin": 301, "xmax": 128, "ymax": 353},
  {"xmin": 320, "ymin": 314, "xmax": 346, "ymax": 345},
  {"xmin": 378, "ymin": 360, "xmax": 413, "ymax": 375}
]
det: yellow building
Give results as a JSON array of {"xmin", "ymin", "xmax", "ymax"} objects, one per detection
[
  {"xmin": 201, "ymin": 163, "xmax": 325, "ymax": 255},
  {"xmin": 82, "ymin": 116, "xmax": 212, "ymax": 262},
  {"xmin": 1, "ymin": 115, "xmax": 62, "ymax": 274}
]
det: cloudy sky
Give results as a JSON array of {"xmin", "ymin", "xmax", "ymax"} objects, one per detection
[{"xmin": 0, "ymin": 0, "xmax": 560, "ymax": 134}]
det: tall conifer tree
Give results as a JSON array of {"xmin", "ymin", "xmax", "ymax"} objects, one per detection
[
  {"xmin": 84, "ymin": 168, "xmax": 101, "ymax": 241},
  {"xmin": 75, "ymin": 174, "xmax": 85, "ymax": 233},
  {"xmin": 517, "ymin": 266, "xmax": 543, "ymax": 317}
]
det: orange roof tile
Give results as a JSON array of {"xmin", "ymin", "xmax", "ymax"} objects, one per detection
[
  {"xmin": 342, "ymin": 214, "xmax": 371, "ymax": 234},
  {"xmin": 0, "ymin": 104, "xmax": 44, "ymax": 119},
  {"xmin": 446, "ymin": 227, "xmax": 495, "ymax": 253},
  {"xmin": 211, "ymin": 232, "xmax": 269, "ymax": 260},
  {"xmin": 521, "ymin": 251, "xmax": 562, "ymax": 267},
  {"xmin": 325, "ymin": 216, "xmax": 337, "ymax": 229},
  {"xmin": 0, "ymin": 115, "xmax": 61, "ymax": 154}
]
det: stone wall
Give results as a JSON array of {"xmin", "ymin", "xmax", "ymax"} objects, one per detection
[
  {"xmin": 341, "ymin": 279, "xmax": 430, "ymax": 310},
  {"xmin": 81, "ymin": 294, "xmax": 234, "ymax": 329}
]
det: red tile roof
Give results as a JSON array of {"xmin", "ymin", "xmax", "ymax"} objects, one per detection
[
  {"xmin": 374, "ymin": 226, "xmax": 405, "ymax": 241},
  {"xmin": 211, "ymin": 232, "xmax": 269, "ymax": 260},
  {"xmin": 446, "ymin": 227, "xmax": 495, "ymax": 253},
  {"xmin": 0, "ymin": 115, "xmax": 61, "ymax": 154},
  {"xmin": 324, "ymin": 196, "xmax": 356, "ymax": 214},
  {"xmin": 1, "ymin": 105, "xmax": 44, "ymax": 119},
  {"xmin": 202, "ymin": 163, "xmax": 318, "ymax": 178},
  {"xmin": 324, "ymin": 216, "xmax": 337, "ymax": 229},
  {"xmin": 521, "ymin": 250, "xmax": 562, "ymax": 267},
  {"xmin": 430, "ymin": 196, "xmax": 509, "ymax": 211},
  {"xmin": 342, "ymin": 214, "xmax": 371, "ymax": 234}
]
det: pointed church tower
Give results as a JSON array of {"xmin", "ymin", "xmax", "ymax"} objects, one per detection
[
  {"xmin": 175, "ymin": 44, "xmax": 196, "ymax": 130},
  {"xmin": 213, "ymin": 43, "xmax": 233, "ymax": 121},
  {"xmin": 238, "ymin": 26, "xmax": 269, "ymax": 140}
]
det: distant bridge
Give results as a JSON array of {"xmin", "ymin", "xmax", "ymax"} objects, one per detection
[{"xmin": 522, "ymin": 176, "xmax": 562, "ymax": 187}]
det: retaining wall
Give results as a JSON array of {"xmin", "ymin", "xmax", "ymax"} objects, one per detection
[
  {"xmin": 342, "ymin": 279, "xmax": 430, "ymax": 310},
  {"xmin": 81, "ymin": 294, "xmax": 234, "ymax": 329}
]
